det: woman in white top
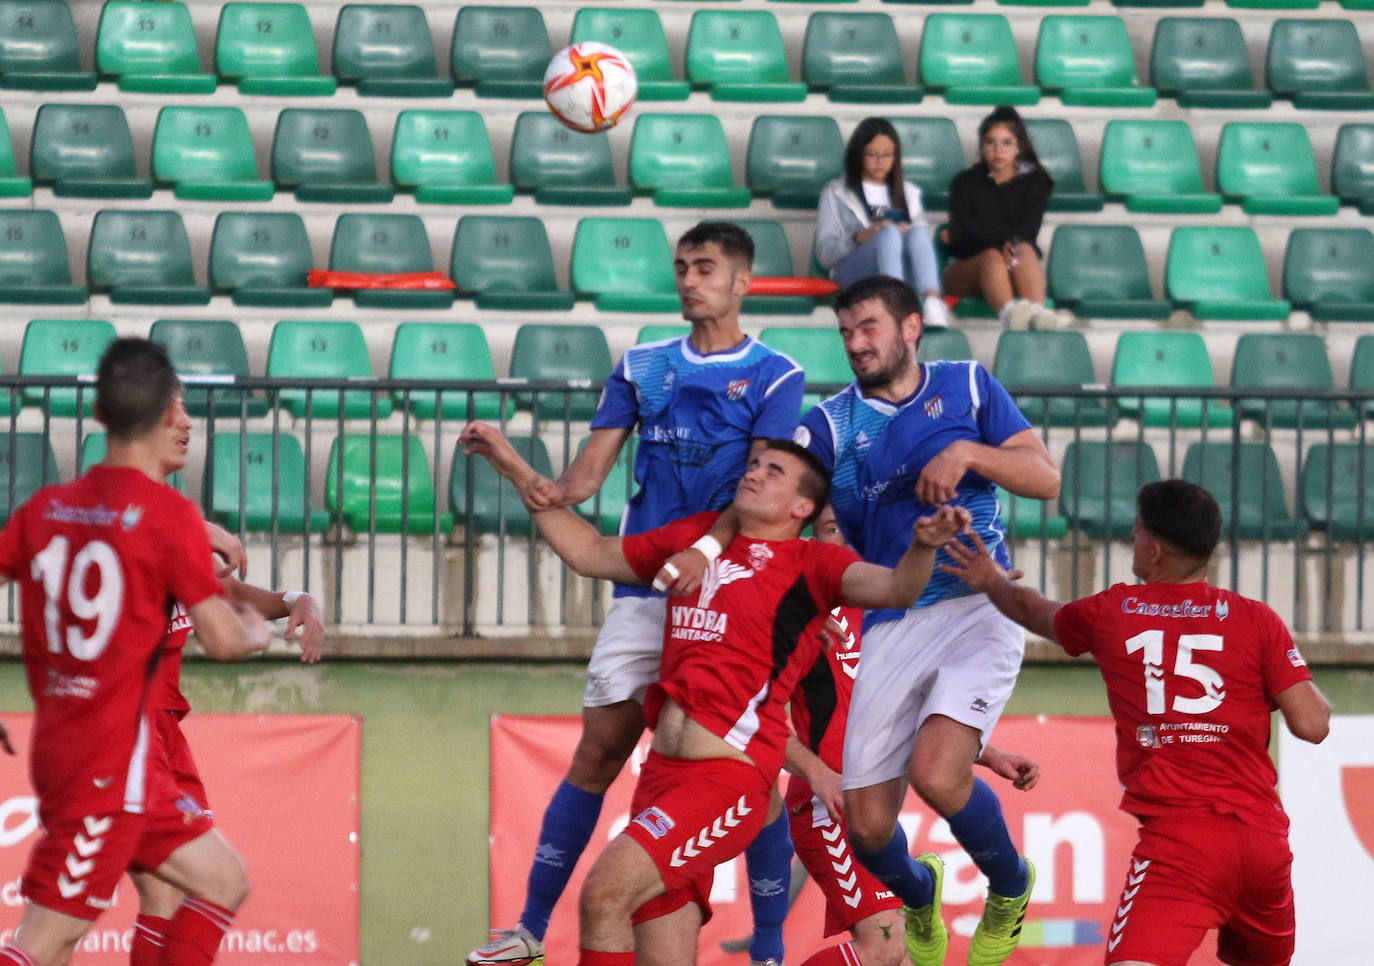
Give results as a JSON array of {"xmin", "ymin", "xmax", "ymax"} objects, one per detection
[{"xmin": 816, "ymin": 117, "xmax": 951, "ymax": 327}]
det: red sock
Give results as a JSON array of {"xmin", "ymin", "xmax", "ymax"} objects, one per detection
[
  {"xmin": 161, "ymin": 898, "xmax": 236, "ymax": 966},
  {"xmin": 800, "ymin": 941, "xmax": 862, "ymax": 966},
  {"xmin": 577, "ymin": 951, "xmax": 635, "ymax": 966},
  {"xmin": 0, "ymin": 946, "xmax": 38, "ymax": 966},
  {"xmin": 132, "ymin": 914, "xmax": 173, "ymax": 966}
]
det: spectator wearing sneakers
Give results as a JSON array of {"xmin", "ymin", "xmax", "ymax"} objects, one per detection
[
  {"xmin": 941, "ymin": 106, "xmax": 1057, "ymax": 331},
  {"xmin": 817, "ymin": 117, "xmax": 952, "ymax": 329}
]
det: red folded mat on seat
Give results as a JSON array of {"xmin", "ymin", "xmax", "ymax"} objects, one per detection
[{"xmin": 307, "ymin": 270, "xmax": 456, "ymax": 290}]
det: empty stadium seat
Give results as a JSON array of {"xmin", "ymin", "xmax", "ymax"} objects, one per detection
[
  {"xmin": 637, "ymin": 325, "xmax": 690, "ymax": 344},
  {"xmin": 19, "ymin": 318, "xmax": 116, "ymax": 417},
  {"xmin": 887, "ymin": 117, "xmax": 962, "ymax": 209},
  {"xmin": 509, "ymin": 324, "xmax": 613, "ymax": 421},
  {"xmin": 333, "ymin": 4, "xmax": 452, "ymax": 97},
  {"xmin": 0, "ymin": 109, "xmax": 26, "ymax": 196},
  {"xmin": 450, "ymin": 6, "xmax": 548, "ymax": 98},
  {"xmin": 215, "ymin": 3, "xmax": 336, "ymax": 95},
  {"xmin": 509, "ymin": 111, "xmax": 631, "ymax": 206},
  {"xmin": 1165, "ymin": 227, "xmax": 1289, "ymax": 320},
  {"xmin": 736, "ymin": 219, "xmax": 813, "ymax": 315},
  {"xmin": 570, "ymin": 8, "xmax": 688, "ymax": 101},
  {"xmin": 1025, "ymin": 118, "xmax": 1103, "ymax": 212},
  {"xmin": 87, "ymin": 211, "xmax": 210, "ymax": 306},
  {"xmin": 1060, "ymin": 440, "xmax": 1162, "ymax": 540},
  {"xmin": 629, "ymin": 114, "xmax": 751, "ymax": 208},
  {"xmin": 451, "ymin": 216, "xmax": 574, "ymax": 311},
  {"xmin": 1301, "ymin": 444, "xmax": 1374, "ymax": 540},
  {"xmin": 390, "ymin": 110, "xmax": 513, "ymax": 205},
  {"xmin": 1332, "ymin": 124, "xmax": 1374, "ymax": 214},
  {"xmin": 205, "ymin": 432, "xmax": 327, "ymax": 533},
  {"xmin": 1183, "ymin": 441, "xmax": 1302, "ymax": 541},
  {"xmin": 30, "ymin": 104, "xmax": 153, "ymax": 199},
  {"xmin": 1047, "ymin": 226, "xmax": 1169, "ymax": 319},
  {"xmin": 0, "ymin": 433, "xmax": 58, "ymax": 523},
  {"xmin": 0, "ymin": 210, "xmax": 85, "ymax": 304},
  {"xmin": 152, "ymin": 106, "xmax": 273, "ymax": 202},
  {"xmin": 1348, "ymin": 336, "xmax": 1374, "ymax": 418},
  {"xmin": 1035, "ymin": 16, "xmax": 1157, "ymax": 107},
  {"xmin": 149, "ymin": 319, "xmax": 268, "ymax": 418},
  {"xmin": 96, "ymin": 1, "xmax": 215, "ymax": 93},
  {"xmin": 1111, "ymin": 0, "xmax": 1204, "ymax": 10},
  {"xmin": 1110, "ymin": 331, "xmax": 1233, "ymax": 428},
  {"xmin": 802, "ymin": 13, "xmax": 922, "ymax": 103},
  {"xmin": 1215, "ymin": 122, "xmax": 1338, "ymax": 215},
  {"xmin": 746, "ymin": 116, "xmax": 845, "ymax": 209},
  {"xmin": 1231, "ymin": 333, "xmax": 1355, "ymax": 429},
  {"xmin": 1283, "ymin": 228, "xmax": 1374, "ymax": 322},
  {"xmin": 328, "ymin": 214, "xmax": 453, "ymax": 310},
  {"xmin": 1150, "ymin": 18, "xmax": 1272, "ymax": 108},
  {"xmin": 993, "ymin": 330, "xmax": 1113, "ymax": 426},
  {"xmin": 389, "ymin": 322, "xmax": 508, "ymax": 422},
  {"xmin": 577, "ymin": 438, "xmax": 635, "ymax": 536},
  {"xmin": 918, "ymin": 328, "xmax": 974, "ymax": 363},
  {"xmin": 759, "ymin": 327, "xmax": 849, "ymax": 412},
  {"xmin": 326, "ymin": 434, "xmax": 451, "ymax": 534},
  {"xmin": 450, "ymin": 436, "xmax": 551, "ymax": 536},
  {"xmin": 209, "ymin": 212, "xmax": 330, "ymax": 308},
  {"xmin": 268, "ymin": 320, "xmax": 392, "ymax": 421},
  {"xmin": 919, "ymin": 14, "xmax": 1039, "ymax": 105},
  {"xmin": 1267, "ymin": 19, "xmax": 1374, "ymax": 110},
  {"xmin": 1003, "ymin": 493, "xmax": 1069, "ymax": 542},
  {"xmin": 0, "ymin": 0, "xmax": 95, "ymax": 90},
  {"xmin": 271, "ymin": 109, "xmax": 394, "ymax": 203},
  {"xmin": 570, "ymin": 218, "xmax": 678, "ymax": 312},
  {"xmin": 686, "ymin": 11, "xmax": 806, "ymax": 102},
  {"xmin": 1099, "ymin": 120, "xmax": 1221, "ymax": 213}
]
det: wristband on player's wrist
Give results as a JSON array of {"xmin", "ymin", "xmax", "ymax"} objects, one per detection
[
  {"xmin": 690, "ymin": 535, "xmax": 723, "ymax": 563},
  {"xmin": 282, "ymin": 590, "xmax": 305, "ymax": 606}
]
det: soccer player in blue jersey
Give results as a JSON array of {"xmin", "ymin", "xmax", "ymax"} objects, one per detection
[
  {"xmin": 467, "ymin": 222, "xmax": 806, "ymax": 966},
  {"xmin": 794, "ymin": 275, "xmax": 1060, "ymax": 966}
]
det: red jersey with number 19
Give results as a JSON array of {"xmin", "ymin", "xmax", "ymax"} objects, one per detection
[
  {"xmin": 1053, "ymin": 581, "xmax": 1312, "ymax": 833},
  {"xmin": 0, "ymin": 467, "xmax": 224, "ymax": 816}
]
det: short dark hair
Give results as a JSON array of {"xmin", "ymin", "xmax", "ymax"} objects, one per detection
[
  {"xmin": 677, "ymin": 221, "xmax": 755, "ymax": 269},
  {"xmin": 760, "ymin": 439, "xmax": 831, "ymax": 530},
  {"xmin": 835, "ymin": 275, "xmax": 923, "ymax": 328},
  {"xmin": 1137, "ymin": 479, "xmax": 1221, "ymax": 562},
  {"xmin": 95, "ymin": 338, "xmax": 181, "ymax": 440},
  {"xmin": 844, "ymin": 117, "xmax": 908, "ymax": 214}
]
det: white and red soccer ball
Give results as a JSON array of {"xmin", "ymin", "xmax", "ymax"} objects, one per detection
[{"xmin": 543, "ymin": 42, "xmax": 638, "ymax": 134}]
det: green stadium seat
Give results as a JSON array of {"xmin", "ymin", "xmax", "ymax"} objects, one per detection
[
  {"xmin": 1267, "ymin": 19, "xmax": 1374, "ymax": 110},
  {"xmin": 1283, "ymin": 228, "xmax": 1374, "ymax": 322},
  {"xmin": 29, "ymin": 104, "xmax": 153, "ymax": 199},
  {"xmin": 87, "ymin": 211, "xmax": 210, "ymax": 306},
  {"xmin": 1231, "ymin": 0, "xmax": 1318, "ymax": 8},
  {"xmin": 918, "ymin": 328, "xmax": 974, "ymax": 363},
  {"xmin": 450, "ymin": 436, "xmax": 551, "ymax": 537},
  {"xmin": 450, "ymin": 6, "xmax": 549, "ymax": 98},
  {"xmin": 628, "ymin": 114, "xmax": 751, "ymax": 208},
  {"xmin": 1099, "ymin": 120, "xmax": 1221, "ymax": 214},
  {"xmin": 918, "ymin": 15, "xmax": 1040, "ymax": 105},
  {"xmin": 1301, "ymin": 444, "xmax": 1374, "ymax": 540},
  {"xmin": 886, "ymin": 117, "xmax": 962, "ymax": 210},
  {"xmin": 571, "ymin": 9, "xmax": 688, "ymax": 101},
  {"xmin": 451, "ymin": 216, "xmax": 574, "ymax": 311},
  {"xmin": 736, "ymin": 219, "xmax": 813, "ymax": 315},
  {"xmin": 802, "ymin": 13, "xmax": 922, "ymax": 103},
  {"xmin": 1112, "ymin": 0, "xmax": 1203, "ymax": 8},
  {"xmin": 1183, "ymin": 441, "xmax": 1302, "ymax": 541},
  {"xmin": 333, "ymin": 4, "xmax": 453, "ymax": 97},
  {"xmin": 509, "ymin": 324, "xmax": 613, "ymax": 421},
  {"xmin": 209, "ymin": 212, "xmax": 330, "ymax": 309},
  {"xmin": 509, "ymin": 112, "xmax": 631, "ymax": 207},
  {"xmin": 271, "ymin": 109, "xmax": 394, "ymax": 204},
  {"xmin": 0, "ymin": 433, "xmax": 58, "ymax": 523},
  {"xmin": 1060, "ymin": 440, "xmax": 1162, "ymax": 540},
  {"xmin": 327, "ymin": 434, "xmax": 451, "ymax": 535},
  {"xmin": 760, "ymin": 327, "xmax": 849, "ymax": 412},
  {"xmin": 205, "ymin": 432, "xmax": 326, "ymax": 533},
  {"xmin": 149, "ymin": 319, "xmax": 268, "ymax": 418},
  {"xmin": 1035, "ymin": 16, "xmax": 1157, "ymax": 107},
  {"xmin": 1003, "ymin": 493, "xmax": 1068, "ymax": 541},
  {"xmin": 1047, "ymin": 225, "xmax": 1170, "ymax": 319},
  {"xmin": 746, "ymin": 116, "xmax": 845, "ymax": 209},
  {"xmin": 328, "ymin": 214, "xmax": 453, "ymax": 310},
  {"xmin": 1231, "ymin": 333, "xmax": 1355, "ymax": 430},
  {"xmin": 638, "ymin": 325, "xmax": 690, "ymax": 344},
  {"xmin": 570, "ymin": 218, "xmax": 678, "ymax": 313},
  {"xmin": 0, "ymin": 109, "xmax": 28, "ymax": 196},
  {"xmin": 19, "ymin": 318, "xmax": 116, "ymax": 416},
  {"xmin": 215, "ymin": 3, "xmax": 336, "ymax": 96},
  {"xmin": 1024, "ymin": 119, "xmax": 1103, "ymax": 212},
  {"xmin": 686, "ymin": 11, "xmax": 806, "ymax": 102},
  {"xmin": 389, "ymin": 322, "xmax": 508, "ymax": 422},
  {"xmin": 267, "ymin": 320, "xmax": 392, "ymax": 422},
  {"xmin": 576, "ymin": 437, "xmax": 635, "ymax": 537},
  {"xmin": 1110, "ymin": 331, "xmax": 1233, "ymax": 429},
  {"xmin": 1348, "ymin": 335, "xmax": 1374, "ymax": 418},
  {"xmin": 152, "ymin": 106, "xmax": 273, "ymax": 202},
  {"xmin": 0, "ymin": 1, "xmax": 96, "ymax": 90},
  {"xmin": 1216, "ymin": 122, "xmax": 1338, "ymax": 216},
  {"xmin": 0, "ymin": 210, "xmax": 85, "ymax": 304},
  {"xmin": 96, "ymin": 1, "xmax": 215, "ymax": 93},
  {"xmin": 1332, "ymin": 124, "xmax": 1374, "ymax": 215},
  {"xmin": 1150, "ymin": 18, "xmax": 1272, "ymax": 109},
  {"xmin": 390, "ymin": 110, "xmax": 513, "ymax": 205},
  {"xmin": 993, "ymin": 330, "xmax": 1113, "ymax": 427},
  {"xmin": 1165, "ymin": 227, "xmax": 1290, "ymax": 321}
]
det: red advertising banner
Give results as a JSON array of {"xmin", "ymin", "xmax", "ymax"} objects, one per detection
[
  {"xmin": 491, "ymin": 715, "xmax": 1226, "ymax": 966},
  {"xmin": 0, "ymin": 714, "xmax": 360, "ymax": 965}
]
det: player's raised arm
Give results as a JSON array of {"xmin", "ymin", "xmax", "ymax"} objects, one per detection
[
  {"xmin": 940, "ymin": 529, "xmax": 1062, "ymax": 641},
  {"xmin": 532, "ymin": 425, "xmax": 634, "ymax": 509},
  {"xmin": 224, "ymin": 578, "xmax": 326, "ymax": 664},
  {"xmin": 840, "ymin": 505, "xmax": 971, "ymax": 610},
  {"xmin": 1275, "ymin": 680, "xmax": 1331, "ymax": 744},
  {"xmin": 187, "ymin": 596, "xmax": 272, "ymax": 661},
  {"xmin": 205, "ymin": 520, "xmax": 246, "ymax": 579},
  {"xmin": 915, "ymin": 428, "xmax": 1060, "ymax": 505}
]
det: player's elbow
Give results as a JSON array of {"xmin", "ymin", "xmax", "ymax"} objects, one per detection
[
  {"xmin": 1286, "ymin": 708, "xmax": 1330, "ymax": 744},
  {"xmin": 1281, "ymin": 686, "xmax": 1332, "ymax": 744}
]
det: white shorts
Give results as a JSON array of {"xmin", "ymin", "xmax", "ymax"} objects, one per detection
[
  {"xmin": 583, "ymin": 595, "xmax": 668, "ymax": 707},
  {"xmin": 842, "ymin": 594, "xmax": 1024, "ymax": 790}
]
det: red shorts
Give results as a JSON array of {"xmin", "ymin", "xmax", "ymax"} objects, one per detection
[
  {"xmin": 153, "ymin": 709, "xmax": 210, "ymax": 813},
  {"xmin": 786, "ymin": 779, "xmax": 901, "ymax": 937},
  {"xmin": 1104, "ymin": 812, "xmax": 1295, "ymax": 966},
  {"xmin": 623, "ymin": 751, "xmax": 771, "ymax": 925}
]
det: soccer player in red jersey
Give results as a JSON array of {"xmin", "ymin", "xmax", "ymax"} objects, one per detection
[
  {"xmin": 941, "ymin": 478, "xmax": 1331, "ymax": 966},
  {"xmin": 0, "ymin": 338, "xmax": 271, "ymax": 966}
]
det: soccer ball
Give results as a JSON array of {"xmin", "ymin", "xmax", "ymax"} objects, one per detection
[{"xmin": 543, "ymin": 42, "xmax": 638, "ymax": 134}]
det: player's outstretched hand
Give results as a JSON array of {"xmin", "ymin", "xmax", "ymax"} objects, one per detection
[
  {"xmin": 914, "ymin": 504, "xmax": 973, "ymax": 548},
  {"xmin": 914, "ymin": 440, "xmax": 971, "ymax": 505},
  {"xmin": 939, "ymin": 529, "xmax": 1023, "ymax": 590},
  {"xmin": 979, "ymin": 745, "xmax": 1040, "ymax": 791},
  {"xmin": 652, "ymin": 548, "xmax": 709, "ymax": 596},
  {"xmin": 285, "ymin": 592, "xmax": 325, "ymax": 664},
  {"xmin": 817, "ymin": 612, "xmax": 852, "ymax": 652},
  {"xmin": 810, "ymin": 763, "xmax": 845, "ymax": 823},
  {"xmin": 459, "ymin": 421, "xmax": 532, "ymax": 481},
  {"xmin": 0, "ymin": 721, "xmax": 13, "ymax": 756},
  {"xmin": 206, "ymin": 521, "xmax": 247, "ymax": 580}
]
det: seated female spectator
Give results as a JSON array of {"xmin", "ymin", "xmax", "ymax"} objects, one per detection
[
  {"xmin": 817, "ymin": 117, "xmax": 951, "ymax": 328},
  {"xmin": 942, "ymin": 107, "xmax": 1056, "ymax": 330}
]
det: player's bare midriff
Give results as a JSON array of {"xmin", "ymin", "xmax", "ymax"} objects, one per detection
[{"xmin": 652, "ymin": 699, "xmax": 753, "ymax": 766}]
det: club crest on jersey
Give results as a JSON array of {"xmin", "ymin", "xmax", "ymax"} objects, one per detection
[
  {"xmin": 853, "ymin": 429, "xmax": 871, "ymax": 454},
  {"xmin": 698, "ymin": 559, "xmax": 754, "ymax": 609},
  {"xmin": 1215, "ymin": 599, "xmax": 1229, "ymax": 620},
  {"xmin": 1136, "ymin": 724, "xmax": 1161, "ymax": 749},
  {"xmin": 924, "ymin": 395, "xmax": 944, "ymax": 419},
  {"xmin": 1287, "ymin": 646, "xmax": 1307, "ymax": 668},
  {"xmin": 632, "ymin": 806, "xmax": 675, "ymax": 840},
  {"xmin": 121, "ymin": 505, "xmax": 143, "ymax": 531},
  {"xmin": 726, "ymin": 378, "xmax": 750, "ymax": 400},
  {"xmin": 747, "ymin": 542, "xmax": 774, "ymax": 572}
]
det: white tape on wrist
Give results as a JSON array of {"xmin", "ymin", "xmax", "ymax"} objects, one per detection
[
  {"xmin": 690, "ymin": 535, "xmax": 723, "ymax": 563},
  {"xmin": 652, "ymin": 562, "xmax": 680, "ymax": 593},
  {"xmin": 282, "ymin": 590, "xmax": 305, "ymax": 606}
]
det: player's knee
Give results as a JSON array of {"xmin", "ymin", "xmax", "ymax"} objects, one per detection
[
  {"xmin": 578, "ymin": 869, "xmax": 627, "ymax": 924},
  {"xmin": 567, "ymin": 735, "xmax": 637, "ymax": 792},
  {"xmin": 846, "ymin": 815, "xmax": 894, "ymax": 856},
  {"xmin": 908, "ymin": 765, "xmax": 972, "ymax": 816}
]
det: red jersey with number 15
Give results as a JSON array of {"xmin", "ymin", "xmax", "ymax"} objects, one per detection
[
  {"xmin": 0, "ymin": 467, "xmax": 224, "ymax": 816},
  {"xmin": 1053, "ymin": 581, "xmax": 1312, "ymax": 833}
]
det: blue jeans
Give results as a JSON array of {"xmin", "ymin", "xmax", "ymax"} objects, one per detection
[{"xmin": 832, "ymin": 223, "xmax": 941, "ymax": 294}]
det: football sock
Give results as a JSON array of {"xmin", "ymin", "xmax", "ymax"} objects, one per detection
[
  {"xmin": 946, "ymin": 777, "xmax": 1027, "ymax": 897},
  {"xmin": 522, "ymin": 780, "xmax": 605, "ymax": 941},
  {"xmin": 745, "ymin": 811, "xmax": 793, "ymax": 963},
  {"xmin": 577, "ymin": 950, "xmax": 635, "ymax": 966},
  {"xmin": 0, "ymin": 946, "xmax": 38, "ymax": 966},
  {"xmin": 161, "ymin": 897, "xmax": 235, "ymax": 966},
  {"xmin": 852, "ymin": 822, "xmax": 933, "ymax": 909},
  {"xmin": 800, "ymin": 941, "xmax": 861, "ymax": 966},
  {"xmin": 132, "ymin": 913, "xmax": 172, "ymax": 966}
]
